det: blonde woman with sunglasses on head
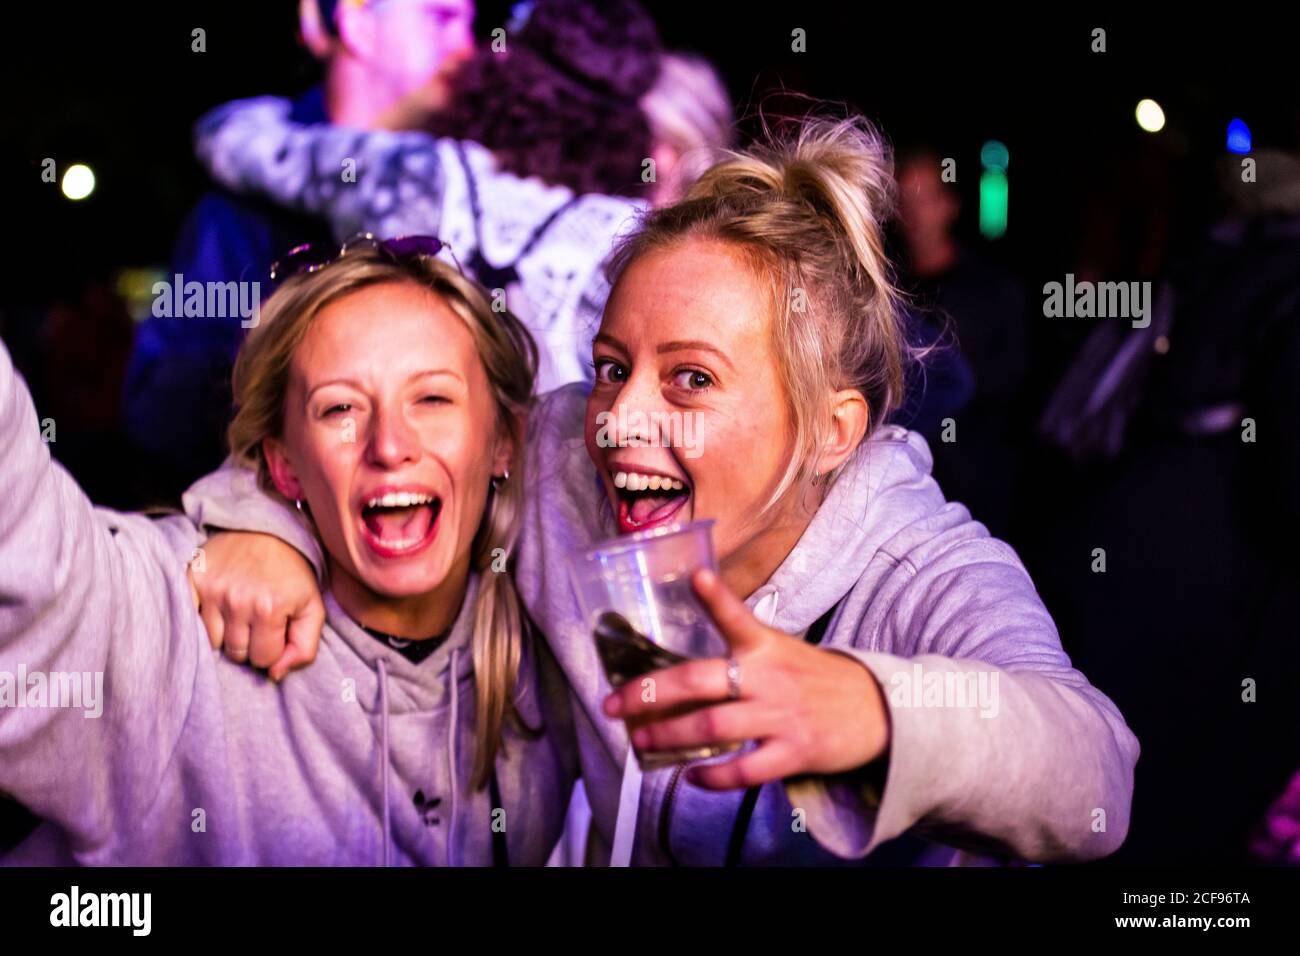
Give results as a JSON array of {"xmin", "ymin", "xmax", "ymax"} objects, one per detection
[{"xmin": 0, "ymin": 239, "xmax": 577, "ymax": 865}]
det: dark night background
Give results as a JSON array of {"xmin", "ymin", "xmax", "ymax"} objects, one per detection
[
  {"xmin": 4, "ymin": 5, "xmax": 1296, "ymax": 501},
  {"xmin": 2, "ymin": 2, "xmax": 1299, "ymax": 865},
  {"xmin": 5, "ymin": 5, "xmax": 1296, "ymax": 305}
]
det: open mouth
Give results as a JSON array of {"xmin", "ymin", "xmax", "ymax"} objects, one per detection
[
  {"xmin": 611, "ymin": 469, "xmax": 691, "ymax": 534},
  {"xmin": 359, "ymin": 490, "xmax": 442, "ymax": 558}
]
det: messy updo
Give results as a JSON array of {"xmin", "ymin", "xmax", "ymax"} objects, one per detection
[{"xmin": 605, "ymin": 113, "xmax": 907, "ymax": 506}]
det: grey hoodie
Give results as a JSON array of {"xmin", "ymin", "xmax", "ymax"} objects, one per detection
[
  {"xmin": 181, "ymin": 384, "xmax": 1139, "ymax": 865},
  {"xmin": 0, "ymin": 343, "xmax": 577, "ymax": 865}
]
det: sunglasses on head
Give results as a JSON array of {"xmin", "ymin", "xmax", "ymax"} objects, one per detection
[{"xmin": 268, "ymin": 233, "xmax": 452, "ymax": 289}]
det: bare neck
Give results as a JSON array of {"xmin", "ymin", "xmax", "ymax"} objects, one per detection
[
  {"xmin": 328, "ymin": 556, "xmax": 471, "ymax": 640},
  {"xmin": 323, "ymin": 59, "xmax": 390, "ymax": 129},
  {"xmin": 719, "ymin": 497, "xmax": 821, "ymax": 602}
]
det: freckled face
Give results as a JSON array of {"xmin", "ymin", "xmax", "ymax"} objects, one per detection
[
  {"xmin": 585, "ymin": 237, "xmax": 804, "ymax": 579},
  {"xmin": 269, "ymin": 281, "xmax": 502, "ymax": 603}
]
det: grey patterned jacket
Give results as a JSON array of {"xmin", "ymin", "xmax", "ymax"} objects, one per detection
[{"xmin": 194, "ymin": 96, "xmax": 644, "ymax": 392}]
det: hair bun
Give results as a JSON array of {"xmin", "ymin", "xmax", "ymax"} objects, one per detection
[{"xmin": 691, "ymin": 115, "xmax": 896, "ymax": 250}]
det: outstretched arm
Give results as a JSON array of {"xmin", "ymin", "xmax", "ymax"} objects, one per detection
[
  {"xmin": 0, "ymin": 341, "xmax": 207, "ymax": 857},
  {"xmin": 606, "ymin": 540, "xmax": 1139, "ymax": 863},
  {"xmin": 791, "ymin": 540, "xmax": 1140, "ymax": 863}
]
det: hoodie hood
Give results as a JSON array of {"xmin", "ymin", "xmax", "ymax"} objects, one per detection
[
  {"xmin": 746, "ymin": 424, "xmax": 948, "ymax": 633},
  {"xmin": 323, "ymin": 579, "xmax": 478, "ymax": 715}
]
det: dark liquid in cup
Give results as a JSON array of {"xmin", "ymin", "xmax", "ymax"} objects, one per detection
[
  {"xmin": 593, "ymin": 611, "xmax": 691, "ymax": 687},
  {"xmin": 593, "ymin": 611, "xmax": 743, "ymax": 770}
]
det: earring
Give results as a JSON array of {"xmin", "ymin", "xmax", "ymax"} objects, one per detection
[
  {"xmin": 491, "ymin": 469, "xmax": 509, "ymax": 491},
  {"xmin": 295, "ymin": 498, "xmax": 305, "ymax": 512}
]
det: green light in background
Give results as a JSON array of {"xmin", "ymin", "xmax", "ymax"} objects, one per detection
[
  {"xmin": 979, "ymin": 168, "xmax": 1008, "ymax": 240},
  {"xmin": 980, "ymin": 140, "xmax": 1009, "ymax": 172}
]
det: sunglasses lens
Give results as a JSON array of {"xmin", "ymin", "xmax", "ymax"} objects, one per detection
[
  {"xmin": 383, "ymin": 236, "xmax": 445, "ymax": 259},
  {"xmin": 269, "ymin": 236, "xmax": 449, "ymax": 291}
]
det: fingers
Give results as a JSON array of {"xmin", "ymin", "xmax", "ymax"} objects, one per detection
[
  {"xmin": 190, "ymin": 531, "xmax": 321, "ymax": 671},
  {"xmin": 248, "ymin": 595, "xmax": 288, "ymax": 671},
  {"xmin": 605, "ymin": 657, "xmax": 731, "ymax": 718},
  {"xmin": 269, "ymin": 597, "xmax": 325, "ymax": 683},
  {"xmin": 685, "ymin": 740, "xmax": 800, "ymax": 791},
  {"xmin": 630, "ymin": 701, "xmax": 774, "ymax": 755},
  {"xmin": 204, "ymin": 588, "xmax": 316, "ymax": 679},
  {"xmin": 691, "ymin": 568, "xmax": 765, "ymax": 653},
  {"xmin": 224, "ymin": 616, "xmax": 251, "ymax": 664},
  {"xmin": 198, "ymin": 600, "xmax": 225, "ymax": 652},
  {"xmin": 269, "ymin": 643, "xmax": 311, "ymax": 684}
]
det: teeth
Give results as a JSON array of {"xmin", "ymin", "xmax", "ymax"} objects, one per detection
[
  {"xmin": 373, "ymin": 536, "xmax": 424, "ymax": 550},
  {"xmin": 366, "ymin": 492, "xmax": 434, "ymax": 510},
  {"xmin": 612, "ymin": 471, "xmax": 685, "ymax": 493}
]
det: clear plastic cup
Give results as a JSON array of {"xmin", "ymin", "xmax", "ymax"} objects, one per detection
[{"xmin": 570, "ymin": 520, "xmax": 740, "ymax": 769}]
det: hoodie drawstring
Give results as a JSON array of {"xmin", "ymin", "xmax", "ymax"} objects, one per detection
[
  {"xmin": 609, "ymin": 588, "xmax": 792, "ymax": 867},
  {"xmin": 608, "ymin": 594, "xmax": 783, "ymax": 867},
  {"xmin": 610, "ymin": 750, "xmax": 643, "ymax": 866},
  {"xmin": 376, "ymin": 650, "xmax": 461, "ymax": 867},
  {"xmin": 446, "ymin": 647, "xmax": 460, "ymax": 868},
  {"xmin": 724, "ymin": 597, "xmax": 841, "ymax": 866},
  {"xmin": 377, "ymin": 658, "xmax": 392, "ymax": 867}
]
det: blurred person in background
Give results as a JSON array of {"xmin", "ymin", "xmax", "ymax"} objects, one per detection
[
  {"xmin": 186, "ymin": 2, "xmax": 969, "ymax": 449},
  {"xmin": 639, "ymin": 51, "xmax": 736, "ymax": 207},
  {"xmin": 1033, "ymin": 126, "xmax": 1300, "ymax": 864},
  {"xmin": 894, "ymin": 148, "xmax": 1030, "ymax": 540},
  {"xmin": 124, "ymin": 0, "xmax": 477, "ymax": 503},
  {"xmin": 189, "ymin": 0, "xmax": 666, "ymax": 401}
]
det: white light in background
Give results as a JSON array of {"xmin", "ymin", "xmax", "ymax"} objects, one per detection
[
  {"xmin": 1135, "ymin": 99, "xmax": 1166, "ymax": 133},
  {"xmin": 61, "ymin": 163, "xmax": 96, "ymax": 200}
]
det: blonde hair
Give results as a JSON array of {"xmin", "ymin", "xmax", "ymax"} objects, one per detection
[
  {"xmin": 228, "ymin": 247, "xmax": 539, "ymax": 790},
  {"xmin": 607, "ymin": 113, "xmax": 907, "ymax": 509}
]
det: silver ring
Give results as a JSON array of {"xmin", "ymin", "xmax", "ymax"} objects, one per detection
[{"xmin": 725, "ymin": 657, "xmax": 742, "ymax": 701}]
